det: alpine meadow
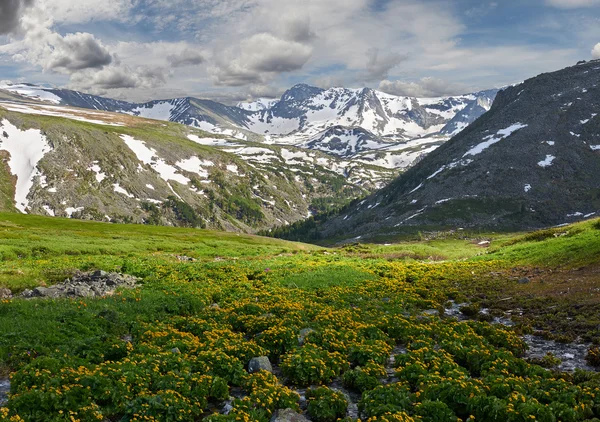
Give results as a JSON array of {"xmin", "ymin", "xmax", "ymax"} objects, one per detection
[{"xmin": 0, "ymin": 1, "xmax": 600, "ymax": 421}]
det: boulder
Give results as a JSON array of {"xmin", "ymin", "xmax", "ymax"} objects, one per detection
[
  {"xmin": 298, "ymin": 328, "xmax": 315, "ymax": 346},
  {"xmin": 0, "ymin": 288, "xmax": 12, "ymax": 299},
  {"xmin": 270, "ymin": 408, "xmax": 311, "ymax": 422},
  {"xmin": 248, "ymin": 356, "xmax": 273, "ymax": 374},
  {"xmin": 19, "ymin": 271, "xmax": 138, "ymax": 299}
]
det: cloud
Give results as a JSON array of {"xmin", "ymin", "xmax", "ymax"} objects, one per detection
[
  {"xmin": 69, "ymin": 65, "xmax": 168, "ymax": 92},
  {"xmin": 362, "ymin": 48, "xmax": 405, "ymax": 82},
  {"xmin": 545, "ymin": 0, "xmax": 600, "ymax": 8},
  {"xmin": 279, "ymin": 16, "xmax": 317, "ymax": 43},
  {"xmin": 0, "ymin": 0, "xmax": 33, "ymax": 35},
  {"xmin": 378, "ymin": 77, "xmax": 470, "ymax": 98},
  {"xmin": 40, "ymin": 0, "xmax": 134, "ymax": 24},
  {"xmin": 11, "ymin": 8, "xmax": 112, "ymax": 73},
  {"xmin": 167, "ymin": 49, "xmax": 204, "ymax": 68},
  {"xmin": 593, "ymin": 43, "xmax": 600, "ymax": 59},
  {"xmin": 211, "ymin": 32, "xmax": 313, "ymax": 86},
  {"xmin": 44, "ymin": 32, "xmax": 112, "ymax": 71},
  {"xmin": 312, "ymin": 75, "xmax": 347, "ymax": 89}
]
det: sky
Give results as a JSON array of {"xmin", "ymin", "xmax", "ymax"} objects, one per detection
[{"xmin": 0, "ymin": 0, "xmax": 599, "ymax": 104}]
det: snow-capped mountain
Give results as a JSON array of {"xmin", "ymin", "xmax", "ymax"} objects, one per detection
[
  {"xmin": 237, "ymin": 98, "xmax": 279, "ymax": 112},
  {"xmin": 300, "ymin": 126, "xmax": 386, "ymax": 158},
  {"xmin": 314, "ymin": 60, "xmax": 600, "ymax": 241},
  {"xmin": 242, "ymin": 84, "xmax": 498, "ymax": 144},
  {"xmin": 0, "ymin": 81, "xmax": 497, "ymax": 169}
]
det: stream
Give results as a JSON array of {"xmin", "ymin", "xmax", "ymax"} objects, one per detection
[{"xmin": 0, "ymin": 378, "xmax": 9, "ymax": 406}]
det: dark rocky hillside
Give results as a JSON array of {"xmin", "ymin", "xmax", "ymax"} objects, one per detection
[{"xmin": 315, "ymin": 60, "xmax": 600, "ymax": 241}]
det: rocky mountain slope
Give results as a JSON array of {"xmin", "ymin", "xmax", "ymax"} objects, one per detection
[
  {"xmin": 310, "ymin": 60, "xmax": 600, "ymax": 242},
  {"xmin": 0, "ymin": 82, "xmax": 497, "ymax": 171},
  {"xmin": 0, "ymin": 99, "xmax": 397, "ymax": 231}
]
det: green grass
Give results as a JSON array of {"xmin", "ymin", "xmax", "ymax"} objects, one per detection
[
  {"xmin": 0, "ymin": 212, "xmax": 319, "ymax": 291},
  {"xmin": 479, "ymin": 219, "xmax": 600, "ymax": 267},
  {"xmin": 1, "ymin": 214, "xmax": 600, "ymax": 421}
]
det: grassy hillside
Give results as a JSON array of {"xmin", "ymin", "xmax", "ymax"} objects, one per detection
[
  {"xmin": 0, "ymin": 214, "xmax": 599, "ymax": 421},
  {"xmin": 0, "ymin": 106, "xmax": 395, "ymax": 233}
]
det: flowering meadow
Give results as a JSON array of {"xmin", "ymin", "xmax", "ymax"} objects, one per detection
[{"xmin": 0, "ymin": 214, "xmax": 599, "ymax": 421}]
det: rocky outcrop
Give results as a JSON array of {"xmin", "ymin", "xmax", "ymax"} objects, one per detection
[{"xmin": 20, "ymin": 270, "xmax": 138, "ymax": 299}]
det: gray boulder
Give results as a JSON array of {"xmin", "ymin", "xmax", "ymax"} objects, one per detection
[
  {"xmin": 248, "ymin": 356, "xmax": 273, "ymax": 374},
  {"xmin": 19, "ymin": 271, "xmax": 138, "ymax": 299},
  {"xmin": 0, "ymin": 288, "xmax": 12, "ymax": 299},
  {"xmin": 270, "ymin": 408, "xmax": 311, "ymax": 422}
]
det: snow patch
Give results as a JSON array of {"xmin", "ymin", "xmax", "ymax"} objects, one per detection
[
  {"xmin": 0, "ymin": 119, "xmax": 52, "ymax": 212},
  {"xmin": 113, "ymin": 183, "xmax": 135, "ymax": 198},
  {"xmin": 121, "ymin": 135, "xmax": 190, "ymax": 185},
  {"xmin": 65, "ymin": 207, "xmax": 84, "ymax": 217},
  {"xmin": 88, "ymin": 163, "xmax": 107, "ymax": 183},
  {"xmin": 42, "ymin": 205, "xmax": 55, "ymax": 216},
  {"xmin": 464, "ymin": 123, "xmax": 527, "ymax": 157},
  {"xmin": 537, "ymin": 155, "xmax": 555, "ymax": 168}
]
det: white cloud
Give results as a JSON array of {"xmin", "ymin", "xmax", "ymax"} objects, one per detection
[
  {"xmin": 13, "ymin": 8, "xmax": 113, "ymax": 73},
  {"xmin": 545, "ymin": 0, "xmax": 600, "ymax": 8},
  {"xmin": 593, "ymin": 43, "xmax": 600, "ymax": 59},
  {"xmin": 378, "ymin": 77, "xmax": 470, "ymax": 98},
  {"xmin": 41, "ymin": 0, "xmax": 134, "ymax": 24},
  {"xmin": 211, "ymin": 32, "xmax": 313, "ymax": 86}
]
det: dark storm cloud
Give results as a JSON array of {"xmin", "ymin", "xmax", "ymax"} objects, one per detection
[{"xmin": 0, "ymin": 0, "xmax": 33, "ymax": 35}]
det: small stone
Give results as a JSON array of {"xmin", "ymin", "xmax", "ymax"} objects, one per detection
[
  {"xmin": 270, "ymin": 408, "xmax": 311, "ymax": 422},
  {"xmin": 298, "ymin": 328, "xmax": 315, "ymax": 346},
  {"xmin": 518, "ymin": 277, "xmax": 530, "ymax": 284},
  {"xmin": 423, "ymin": 309, "xmax": 440, "ymax": 316},
  {"xmin": 248, "ymin": 356, "xmax": 272, "ymax": 374},
  {"xmin": 20, "ymin": 289, "xmax": 33, "ymax": 298},
  {"xmin": 0, "ymin": 288, "xmax": 12, "ymax": 299},
  {"xmin": 92, "ymin": 270, "xmax": 107, "ymax": 278},
  {"xmin": 209, "ymin": 303, "xmax": 220, "ymax": 309},
  {"xmin": 171, "ymin": 347, "xmax": 181, "ymax": 354}
]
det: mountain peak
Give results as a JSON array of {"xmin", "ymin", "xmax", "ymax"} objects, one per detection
[{"xmin": 281, "ymin": 84, "xmax": 324, "ymax": 102}]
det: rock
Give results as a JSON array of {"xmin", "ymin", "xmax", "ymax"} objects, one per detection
[
  {"xmin": 423, "ymin": 309, "xmax": 440, "ymax": 316},
  {"xmin": 298, "ymin": 328, "xmax": 315, "ymax": 346},
  {"xmin": 20, "ymin": 289, "xmax": 34, "ymax": 298},
  {"xmin": 518, "ymin": 277, "xmax": 531, "ymax": 284},
  {"xmin": 209, "ymin": 303, "xmax": 220, "ymax": 309},
  {"xmin": 171, "ymin": 347, "xmax": 181, "ymax": 354},
  {"xmin": 248, "ymin": 356, "xmax": 273, "ymax": 374},
  {"xmin": 0, "ymin": 288, "xmax": 12, "ymax": 299},
  {"xmin": 19, "ymin": 271, "xmax": 139, "ymax": 300},
  {"xmin": 270, "ymin": 408, "xmax": 311, "ymax": 422}
]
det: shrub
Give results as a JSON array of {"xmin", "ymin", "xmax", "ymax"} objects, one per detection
[
  {"xmin": 342, "ymin": 362, "xmax": 387, "ymax": 393},
  {"xmin": 280, "ymin": 344, "xmax": 349, "ymax": 386},
  {"xmin": 306, "ymin": 387, "xmax": 348, "ymax": 422},
  {"xmin": 358, "ymin": 383, "xmax": 412, "ymax": 417}
]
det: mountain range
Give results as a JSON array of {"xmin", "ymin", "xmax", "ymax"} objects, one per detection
[
  {"xmin": 9, "ymin": 59, "xmax": 598, "ymax": 240},
  {"xmin": 0, "ymin": 81, "xmax": 497, "ymax": 165}
]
